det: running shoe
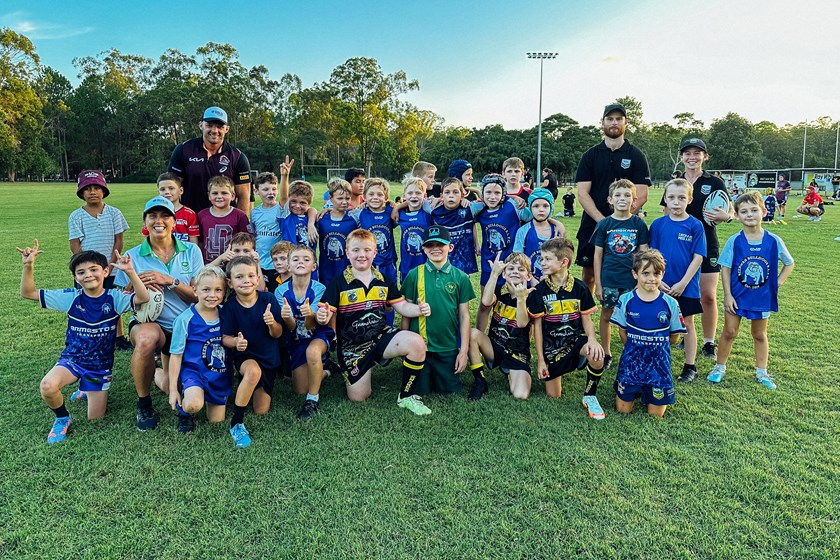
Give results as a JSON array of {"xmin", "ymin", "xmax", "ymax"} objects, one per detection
[
  {"xmin": 677, "ymin": 366, "xmax": 697, "ymax": 383},
  {"xmin": 582, "ymin": 395, "xmax": 606, "ymax": 420},
  {"xmin": 47, "ymin": 416, "xmax": 72, "ymax": 444},
  {"xmin": 707, "ymin": 365, "xmax": 726, "ymax": 383},
  {"xmin": 136, "ymin": 406, "xmax": 159, "ymax": 431},
  {"xmin": 467, "ymin": 378, "xmax": 488, "ymax": 401},
  {"xmin": 70, "ymin": 389, "xmax": 87, "ymax": 402},
  {"xmin": 603, "ymin": 355, "xmax": 613, "ymax": 370},
  {"xmin": 229, "ymin": 423, "xmax": 252, "ymax": 448},
  {"xmin": 297, "ymin": 399, "xmax": 319, "ymax": 420},
  {"xmin": 397, "ymin": 394, "xmax": 432, "ymax": 416},
  {"xmin": 701, "ymin": 341, "xmax": 717, "ymax": 360},
  {"xmin": 177, "ymin": 414, "xmax": 194, "ymax": 434},
  {"xmin": 756, "ymin": 371, "xmax": 777, "ymax": 390}
]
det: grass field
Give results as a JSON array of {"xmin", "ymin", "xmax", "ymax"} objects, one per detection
[{"xmin": 0, "ymin": 182, "xmax": 838, "ymax": 559}]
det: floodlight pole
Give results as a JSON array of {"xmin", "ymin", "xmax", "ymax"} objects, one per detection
[
  {"xmin": 527, "ymin": 52, "xmax": 557, "ymax": 184},
  {"xmin": 801, "ymin": 121, "xmax": 807, "ymax": 175},
  {"xmin": 834, "ymin": 123, "xmax": 838, "ymax": 170}
]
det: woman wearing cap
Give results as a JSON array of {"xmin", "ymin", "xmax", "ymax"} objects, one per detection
[
  {"xmin": 670, "ymin": 138, "xmax": 732, "ymax": 381},
  {"xmin": 113, "ymin": 196, "xmax": 204, "ymax": 431}
]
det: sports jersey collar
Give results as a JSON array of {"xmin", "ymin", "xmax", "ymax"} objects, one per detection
[
  {"xmin": 544, "ymin": 273, "xmax": 575, "ymax": 293},
  {"xmin": 343, "ymin": 266, "xmax": 384, "ymax": 283},
  {"xmin": 139, "ymin": 236, "xmax": 190, "ymax": 257},
  {"xmin": 596, "ymin": 139, "xmax": 630, "ymax": 152},
  {"xmin": 424, "ymin": 260, "xmax": 452, "ymax": 274}
]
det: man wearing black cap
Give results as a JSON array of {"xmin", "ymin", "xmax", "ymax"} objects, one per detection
[
  {"xmin": 574, "ymin": 103, "xmax": 651, "ymax": 291},
  {"xmin": 168, "ymin": 106, "xmax": 252, "ymax": 214}
]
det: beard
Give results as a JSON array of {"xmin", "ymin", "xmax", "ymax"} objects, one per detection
[{"xmin": 603, "ymin": 124, "xmax": 626, "ymax": 139}]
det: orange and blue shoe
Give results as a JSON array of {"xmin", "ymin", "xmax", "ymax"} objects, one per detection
[
  {"xmin": 47, "ymin": 416, "xmax": 72, "ymax": 444},
  {"xmin": 582, "ymin": 396, "xmax": 606, "ymax": 420},
  {"xmin": 70, "ymin": 389, "xmax": 87, "ymax": 402}
]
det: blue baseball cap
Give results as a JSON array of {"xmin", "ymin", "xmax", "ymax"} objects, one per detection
[
  {"xmin": 143, "ymin": 195, "xmax": 175, "ymax": 217},
  {"xmin": 202, "ymin": 106, "xmax": 228, "ymax": 124}
]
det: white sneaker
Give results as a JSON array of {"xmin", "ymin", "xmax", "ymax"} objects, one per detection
[
  {"xmin": 833, "ymin": 236, "xmax": 840, "ymax": 241},
  {"xmin": 813, "ymin": 216, "xmax": 822, "ymax": 222}
]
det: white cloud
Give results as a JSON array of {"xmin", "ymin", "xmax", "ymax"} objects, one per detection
[{"xmin": 1, "ymin": 11, "xmax": 93, "ymax": 40}]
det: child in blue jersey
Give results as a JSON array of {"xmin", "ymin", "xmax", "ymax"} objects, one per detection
[
  {"xmin": 431, "ymin": 178, "xmax": 479, "ymax": 275},
  {"xmin": 19, "ymin": 245, "xmax": 149, "ymax": 443},
  {"xmin": 396, "ymin": 177, "xmax": 434, "ymax": 283},
  {"xmin": 763, "ymin": 188, "xmax": 777, "ymax": 224},
  {"xmin": 611, "ymin": 249, "xmax": 686, "ymax": 417},
  {"xmin": 650, "ymin": 179, "xmax": 706, "ymax": 382},
  {"xmin": 474, "ymin": 174, "xmax": 533, "ymax": 331},
  {"xmin": 276, "ymin": 172, "xmax": 318, "ymax": 259},
  {"xmin": 220, "ymin": 256, "xmax": 284, "ymax": 448},
  {"xmin": 709, "ymin": 191, "xmax": 794, "ymax": 389},
  {"xmin": 167, "ymin": 266, "xmax": 230, "ymax": 434},
  {"xmin": 317, "ymin": 179, "xmax": 359, "ymax": 288},
  {"xmin": 591, "ymin": 179, "xmax": 649, "ymax": 368},
  {"xmin": 275, "ymin": 245, "xmax": 334, "ymax": 420},
  {"xmin": 513, "ymin": 188, "xmax": 565, "ymax": 282},
  {"xmin": 250, "ymin": 171, "xmax": 284, "ymax": 288},
  {"xmin": 351, "ymin": 178, "xmax": 399, "ymax": 283}
]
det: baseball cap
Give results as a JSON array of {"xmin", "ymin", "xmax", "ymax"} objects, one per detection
[
  {"xmin": 143, "ymin": 195, "xmax": 176, "ymax": 217},
  {"xmin": 422, "ymin": 225, "xmax": 451, "ymax": 245},
  {"xmin": 679, "ymin": 138, "xmax": 708, "ymax": 153},
  {"xmin": 202, "ymin": 106, "xmax": 228, "ymax": 124},
  {"xmin": 603, "ymin": 103, "xmax": 627, "ymax": 118},
  {"xmin": 76, "ymin": 170, "xmax": 109, "ymax": 198}
]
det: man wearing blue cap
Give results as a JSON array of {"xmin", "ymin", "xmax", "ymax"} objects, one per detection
[{"xmin": 168, "ymin": 106, "xmax": 252, "ymax": 214}]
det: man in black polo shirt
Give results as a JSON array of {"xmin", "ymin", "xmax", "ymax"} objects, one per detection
[
  {"xmin": 168, "ymin": 106, "xmax": 252, "ymax": 214},
  {"xmin": 574, "ymin": 103, "xmax": 651, "ymax": 291}
]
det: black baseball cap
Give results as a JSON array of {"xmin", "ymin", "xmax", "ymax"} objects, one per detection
[
  {"xmin": 603, "ymin": 103, "xmax": 627, "ymax": 118},
  {"xmin": 679, "ymin": 138, "xmax": 708, "ymax": 153},
  {"xmin": 422, "ymin": 225, "xmax": 451, "ymax": 245}
]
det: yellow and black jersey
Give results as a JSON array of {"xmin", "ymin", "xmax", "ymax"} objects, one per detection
[
  {"xmin": 488, "ymin": 284, "xmax": 531, "ymax": 363},
  {"xmin": 527, "ymin": 275, "xmax": 597, "ymax": 364}
]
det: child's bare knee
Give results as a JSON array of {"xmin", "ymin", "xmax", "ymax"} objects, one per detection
[{"xmin": 39, "ymin": 376, "xmax": 59, "ymax": 396}]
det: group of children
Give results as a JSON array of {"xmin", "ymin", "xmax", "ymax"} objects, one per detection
[{"xmin": 22, "ymin": 157, "xmax": 794, "ymax": 446}]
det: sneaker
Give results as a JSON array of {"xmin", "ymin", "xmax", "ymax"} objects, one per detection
[
  {"xmin": 813, "ymin": 216, "xmax": 822, "ymax": 222},
  {"xmin": 323, "ymin": 356, "xmax": 340, "ymax": 378},
  {"xmin": 603, "ymin": 355, "xmax": 613, "ymax": 370},
  {"xmin": 136, "ymin": 406, "xmax": 159, "ymax": 431},
  {"xmin": 756, "ymin": 371, "xmax": 777, "ymax": 390},
  {"xmin": 115, "ymin": 337, "xmax": 134, "ymax": 351},
  {"xmin": 707, "ymin": 365, "xmax": 726, "ymax": 383},
  {"xmin": 397, "ymin": 394, "xmax": 432, "ymax": 416},
  {"xmin": 675, "ymin": 338, "xmax": 685, "ymax": 350},
  {"xmin": 297, "ymin": 399, "xmax": 319, "ymax": 420},
  {"xmin": 677, "ymin": 366, "xmax": 697, "ymax": 383},
  {"xmin": 834, "ymin": 236, "xmax": 840, "ymax": 241},
  {"xmin": 177, "ymin": 414, "xmax": 194, "ymax": 434},
  {"xmin": 701, "ymin": 341, "xmax": 717, "ymax": 359},
  {"xmin": 229, "ymin": 423, "xmax": 252, "ymax": 448},
  {"xmin": 467, "ymin": 378, "xmax": 488, "ymax": 401},
  {"xmin": 47, "ymin": 416, "xmax": 72, "ymax": 444},
  {"xmin": 582, "ymin": 396, "xmax": 606, "ymax": 420},
  {"xmin": 70, "ymin": 389, "xmax": 87, "ymax": 402}
]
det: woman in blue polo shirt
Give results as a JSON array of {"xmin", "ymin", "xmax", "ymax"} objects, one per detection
[{"xmin": 114, "ymin": 196, "xmax": 204, "ymax": 431}]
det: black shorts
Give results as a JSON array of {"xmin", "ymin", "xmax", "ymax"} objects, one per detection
[
  {"xmin": 128, "ymin": 320, "xmax": 173, "ymax": 355},
  {"xmin": 339, "ymin": 327, "xmax": 399, "ymax": 385},
  {"xmin": 489, "ymin": 339, "xmax": 532, "ymax": 374},
  {"xmin": 675, "ymin": 296, "xmax": 703, "ymax": 318},
  {"xmin": 575, "ymin": 240, "xmax": 595, "ymax": 268},
  {"xmin": 233, "ymin": 357, "xmax": 279, "ymax": 398},
  {"xmin": 701, "ymin": 255, "xmax": 721, "ymax": 274},
  {"xmin": 545, "ymin": 337, "xmax": 588, "ymax": 380}
]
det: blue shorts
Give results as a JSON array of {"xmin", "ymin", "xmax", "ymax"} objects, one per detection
[
  {"xmin": 288, "ymin": 332, "xmax": 333, "ymax": 371},
  {"xmin": 180, "ymin": 368, "xmax": 232, "ymax": 406},
  {"xmin": 602, "ymin": 286, "xmax": 631, "ymax": 309},
  {"xmin": 56, "ymin": 358, "xmax": 112, "ymax": 392},
  {"xmin": 735, "ymin": 309, "xmax": 771, "ymax": 320},
  {"xmin": 614, "ymin": 379, "xmax": 675, "ymax": 406}
]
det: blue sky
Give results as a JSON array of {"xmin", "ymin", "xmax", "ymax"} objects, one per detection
[{"xmin": 4, "ymin": 0, "xmax": 839, "ymax": 130}]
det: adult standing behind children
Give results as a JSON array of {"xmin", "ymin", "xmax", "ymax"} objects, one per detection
[
  {"xmin": 168, "ymin": 106, "xmax": 252, "ymax": 214},
  {"xmin": 774, "ymin": 174, "xmax": 791, "ymax": 222},
  {"xmin": 114, "ymin": 196, "xmax": 205, "ymax": 432},
  {"xmin": 575, "ymin": 103, "xmax": 651, "ymax": 291},
  {"xmin": 541, "ymin": 168, "xmax": 559, "ymax": 200}
]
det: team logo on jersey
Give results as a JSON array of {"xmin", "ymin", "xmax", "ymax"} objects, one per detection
[
  {"xmin": 736, "ymin": 256, "xmax": 769, "ymax": 289},
  {"xmin": 188, "ymin": 157, "xmax": 204, "ymax": 162},
  {"xmin": 458, "ymin": 209, "xmax": 467, "ymax": 218},
  {"xmin": 621, "ymin": 159, "xmax": 631, "ymax": 169},
  {"xmin": 701, "ymin": 184, "xmax": 711, "ymax": 195},
  {"xmin": 181, "ymin": 261, "xmax": 191, "ymax": 272},
  {"xmin": 446, "ymin": 281, "xmax": 457, "ymax": 294},
  {"xmin": 378, "ymin": 288, "xmax": 387, "ymax": 300},
  {"xmin": 348, "ymin": 291, "xmax": 358, "ymax": 303},
  {"xmin": 219, "ymin": 155, "xmax": 230, "ymax": 166},
  {"xmin": 219, "ymin": 166, "xmax": 228, "ymax": 173},
  {"xmin": 201, "ymin": 338, "xmax": 227, "ymax": 373},
  {"xmin": 657, "ymin": 311, "xmax": 669, "ymax": 325},
  {"xmin": 102, "ymin": 303, "xmax": 112, "ymax": 315},
  {"xmin": 652, "ymin": 388, "xmax": 664, "ymax": 400}
]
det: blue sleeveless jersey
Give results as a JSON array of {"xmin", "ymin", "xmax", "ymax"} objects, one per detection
[
  {"xmin": 170, "ymin": 306, "xmax": 228, "ymax": 380},
  {"xmin": 317, "ymin": 212, "xmax": 357, "ymax": 288},
  {"xmin": 730, "ymin": 231, "xmax": 779, "ymax": 313},
  {"xmin": 274, "ymin": 279, "xmax": 333, "ymax": 343},
  {"xmin": 476, "ymin": 199, "xmax": 522, "ymax": 279},
  {"xmin": 431, "ymin": 205, "xmax": 478, "ymax": 275},
  {"xmin": 280, "ymin": 212, "xmax": 315, "ymax": 250},
  {"xmin": 522, "ymin": 222, "xmax": 556, "ymax": 280},
  {"xmin": 398, "ymin": 209, "xmax": 433, "ymax": 282},
  {"xmin": 357, "ymin": 208, "xmax": 397, "ymax": 269}
]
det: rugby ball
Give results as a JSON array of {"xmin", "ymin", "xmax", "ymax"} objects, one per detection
[
  {"xmin": 134, "ymin": 288, "xmax": 165, "ymax": 323},
  {"xmin": 702, "ymin": 190, "xmax": 731, "ymax": 226}
]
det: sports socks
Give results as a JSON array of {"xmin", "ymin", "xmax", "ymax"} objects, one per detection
[
  {"xmin": 400, "ymin": 357, "xmax": 424, "ymax": 398},
  {"xmin": 52, "ymin": 403, "xmax": 69, "ymax": 418},
  {"xmin": 231, "ymin": 405, "xmax": 247, "ymax": 428},
  {"xmin": 684, "ymin": 363, "xmax": 697, "ymax": 372},
  {"xmin": 470, "ymin": 363, "xmax": 486, "ymax": 382},
  {"xmin": 703, "ymin": 338, "xmax": 714, "ymax": 345},
  {"xmin": 306, "ymin": 393, "xmax": 319, "ymax": 402},
  {"xmin": 137, "ymin": 395, "xmax": 153, "ymax": 410},
  {"xmin": 583, "ymin": 364, "xmax": 605, "ymax": 396},
  {"xmin": 756, "ymin": 367, "xmax": 767, "ymax": 377}
]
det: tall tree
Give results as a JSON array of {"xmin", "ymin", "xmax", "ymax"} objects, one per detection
[{"xmin": 708, "ymin": 113, "xmax": 762, "ymax": 169}]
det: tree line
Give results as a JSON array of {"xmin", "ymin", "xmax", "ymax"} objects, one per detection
[{"xmin": 2, "ymin": 28, "xmax": 837, "ymax": 183}]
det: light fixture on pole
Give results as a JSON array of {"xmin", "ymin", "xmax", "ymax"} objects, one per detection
[{"xmin": 526, "ymin": 52, "xmax": 558, "ymax": 185}]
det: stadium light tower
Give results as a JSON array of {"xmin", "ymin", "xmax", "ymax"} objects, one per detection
[{"xmin": 527, "ymin": 52, "xmax": 558, "ymax": 183}]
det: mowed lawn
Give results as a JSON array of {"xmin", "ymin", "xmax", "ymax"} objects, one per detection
[{"xmin": 0, "ymin": 182, "xmax": 837, "ymax": 560}]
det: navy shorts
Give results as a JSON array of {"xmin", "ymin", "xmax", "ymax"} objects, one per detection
[
  {"xmin": 181, "ymin": 368, "xmax": 232, "ymax": 406},
  {"xmin": 675, "ymin": 296, "xmax": 703, "ymax": 318},
  {"xmin": 56, "ymin": 358, "xmax": 112, "ymax": 392},
  {"xmin": 489, "ymin": 339, "xmax": 531, "ymax": 374},
  {"xmin": 233, "ymin": 357, "xmax": 279, "ymax": 398},
  {"xmin": 340, "ymin": 327, "xmax": 398, "ymax": 386},
  {"xmin": 614, "ymin": 379, "xmax": 675, "ymax": 405},
  {"xmin": 288, "ymin": 333, "xmax": 332, "ymax": 371},
  {"xmin": 575, "ymin": 240, "xmax": 595, "ymax": 268}
]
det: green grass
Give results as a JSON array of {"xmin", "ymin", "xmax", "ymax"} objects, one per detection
[{"xmin": 1, "ymin": 183, "xmax": 838, "ymax": 559}]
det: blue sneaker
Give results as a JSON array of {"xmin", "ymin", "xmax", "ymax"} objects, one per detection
[
  {"xmin": 756, "ymin": 371, "xmax": 777, "ymax": 390},
  {"xmin": 707, "ymin": 365, "xmax": 725, "ymax": 383},
  {"xmin": 70, "ymin": 389, "xmax": 87, "ymax": 402},
  {"xmin": 229, "ymin": 423, "xmax": 251, "ymax": 448},
  {"xmin": 47, "ymin": 416, "xmax": 72, "ymax": 444},
  {"xmin": 582, "ymin": 396, "xmax": 606, "ymax": 420}
]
